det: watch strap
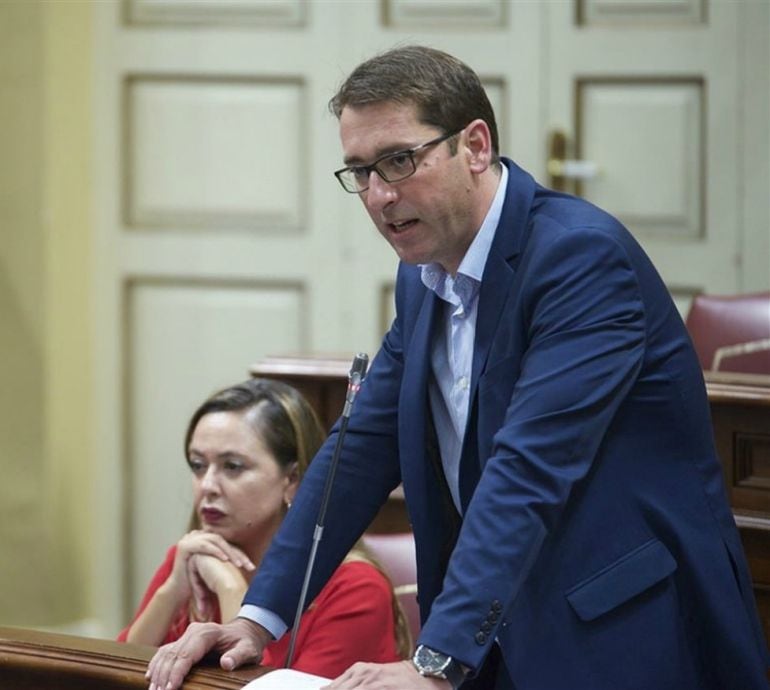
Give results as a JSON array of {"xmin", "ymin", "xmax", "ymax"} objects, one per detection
[{"xmin": 441, "ymin": 658, "xmax": 466, "ymax": 689}]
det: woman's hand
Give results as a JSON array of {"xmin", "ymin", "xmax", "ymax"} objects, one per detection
[
  {"xmin": 187, "ymin": 553, "xmax": 249, "ymax": 622},
  {"xmin": 166, "ymin": 531, "xmax": 254, "ymax": 605},
  {"xmin": 123, "ymin": 533, "xmax": 251, "ymax": 646}
]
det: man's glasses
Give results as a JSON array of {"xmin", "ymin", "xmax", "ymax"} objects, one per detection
[{"xmin": 334, "ymin": 129, "xmax": 461, "ymax": 194}]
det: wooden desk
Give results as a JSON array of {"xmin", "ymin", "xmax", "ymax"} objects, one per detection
[
  {"xmin": 0, "ymin": 626, "xmax": 266, "ymax": 689},
  {"xmin": 705, "ymin": 372, "xmax": 770, "ymax": 645}
]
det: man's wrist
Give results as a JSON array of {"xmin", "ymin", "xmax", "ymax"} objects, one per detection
[
  {"xmin": 412, "ymin": 644, "xmax": 467, "ymax": 689},
  {"xmin": 234, "ymin": 616, "xmax": 272, "ymax": 650},
  {"xmin": 237, "ymin": 604, "xmax": 287, "ymax": 640}
]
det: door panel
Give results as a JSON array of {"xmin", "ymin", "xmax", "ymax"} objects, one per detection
[
  {"xmin": 126, "ymin": 280, "xmax": 307, "ymax": 610},
  {"xmin": 576, "ymin": 78, "xmax": 704, "ymax": 240}
]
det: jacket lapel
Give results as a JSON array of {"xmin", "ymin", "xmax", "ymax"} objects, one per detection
[
  {"xmin": 469, "ymin": 159, "xmax": 535, "ymax": 402},
  {"xmin": 460, "ymin": 160, "xmax": 536, "ymax": 510}
]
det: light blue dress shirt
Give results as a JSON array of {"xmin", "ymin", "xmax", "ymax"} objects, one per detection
[
  {"xmin": 239, "ymin": 164, "xmax": 508, "ymax": 639},
  {"xmin": 421, "ymin": 164, "xmax": 507, "ymax": 513}
]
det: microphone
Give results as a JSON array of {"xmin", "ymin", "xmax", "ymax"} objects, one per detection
[
  {"xmin": 343, "ymin": 352, "xmax": 369, "ymax": 418},
  {"xmin": 285, "ymin": 352, "xmax": 369, "ymax": 668}
]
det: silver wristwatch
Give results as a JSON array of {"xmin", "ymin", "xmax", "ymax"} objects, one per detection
[{"xmin": 412, "ymin": 644, "xmax": 466, "ymax": 689}]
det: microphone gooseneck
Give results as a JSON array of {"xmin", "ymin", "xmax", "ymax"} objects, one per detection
[{"xmin": 284, "ymin": 352, "xmax": 369, "ymax": 669}]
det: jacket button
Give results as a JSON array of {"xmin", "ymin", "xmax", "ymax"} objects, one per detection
[
  {"xmin": 489, "ymin": 611, "xmax": 499, "ymax": 623},
  {"xmin": 475, "ymin": 631, "xmax": 487, "ymax": 645},
  {"xmin": 481, "ymin": 621, "xmax": 492, "ymax": 633},
  {"xmin": 491, "ymin": 600, "xmax": 503, "ymax": 613}
]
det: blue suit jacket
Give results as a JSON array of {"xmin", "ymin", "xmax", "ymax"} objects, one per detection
[{"xmin": 248, "ymin": 160, "xmax": 769, "ymax": 689}]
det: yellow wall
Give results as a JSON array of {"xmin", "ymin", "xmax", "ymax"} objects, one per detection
[{"xmin": 0, "ymin": 0, "xmax": 92, "ymax": 628}]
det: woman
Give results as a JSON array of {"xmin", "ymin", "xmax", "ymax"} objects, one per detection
[{"xmin": 119, "ymin": 378, "xmax": 410, "ymax": 677}]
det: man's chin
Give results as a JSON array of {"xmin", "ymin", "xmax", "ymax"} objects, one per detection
[{"xmin": 388, "ymin": 241, "xmax": 429, "ymax": 266}]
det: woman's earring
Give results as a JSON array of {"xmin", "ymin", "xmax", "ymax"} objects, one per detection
[{"xmin": 285, "ymin": 499, "xmax": 292, "ymax": 510}]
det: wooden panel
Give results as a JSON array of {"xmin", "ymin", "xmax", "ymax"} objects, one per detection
[
  {"xmin": 576, "ymin": 78, "xmax": 704, "ymax": 239},
  {"xmin": 706, "ymin": 372, "xmax": 770, "ymax": 649},
  {"xmin": 735, "ymin": 433, "xmax": 770, "ymax": 491},
  {"xmin": 125, "ymin": 279, "xmax": 306, "ymax": 612},
  {"xmin": 382, "ymin": 0, "xmax": 507, "ymax": 28},
  {"xmin": 0, "ymin": 626, "xmax": 265, "ymax": 689},
  {"xmin": 125, "ymin": 0, "xmax": 306, "ymax": 27},
  {"xmin": 708, "ymin": 374, "xmax": 770, "ymax": 516},
  {"xmin": 124, "ymin": 76, "xmax": 306, "ymax": 231},
  {"xmin": 578, "ymin": 0, "xmax": 705, "ymax": 26},
  {"xmin": 740, "ymin": 524, "xmax": 770, "ymax": 650}
]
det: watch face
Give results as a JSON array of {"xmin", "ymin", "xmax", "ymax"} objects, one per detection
[{"xmin": 414, "ymin": 645, "xmax": 451, "ymax": 675}]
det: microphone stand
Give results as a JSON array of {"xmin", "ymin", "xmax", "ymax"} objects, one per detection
[{"xmin": 284, "ymin": 352, "xmax": 369, "ymax": 668}]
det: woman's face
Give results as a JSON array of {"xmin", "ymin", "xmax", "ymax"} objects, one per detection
[{"xmin": 187, "ymin": 409, "xmax": 296, "ymax": 551}]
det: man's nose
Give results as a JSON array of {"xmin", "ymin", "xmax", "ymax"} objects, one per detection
[{"xmin": 365, "ymin": 169, "xmax": 397, "ymax": 210}]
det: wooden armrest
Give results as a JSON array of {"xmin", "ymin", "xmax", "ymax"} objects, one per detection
[{"xmin": 0, "ymin": 626, "xmax": 268, "ymax": 689}]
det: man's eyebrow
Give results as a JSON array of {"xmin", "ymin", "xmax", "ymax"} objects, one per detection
[{"xmin": 343, "ymin": 142, "xmax": 414, "ymax": 167}]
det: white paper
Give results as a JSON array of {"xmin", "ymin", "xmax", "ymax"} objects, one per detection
[{"xmin": 243, "ymin": 668, "xmax": 331, "ymax": 690}]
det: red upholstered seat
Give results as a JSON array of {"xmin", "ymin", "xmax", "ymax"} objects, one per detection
[
  {"xmin": 684, "ymin": 292, "xmax": 770, "ymax": 374},
  {"xmin": 362, "ymin": 532, "xmax": 420, "ymax": 644}
]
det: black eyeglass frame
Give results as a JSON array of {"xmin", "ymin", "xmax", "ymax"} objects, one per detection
[{"xmin": 333, "ymin": 129, "xmax": 462, "ymax": 194}]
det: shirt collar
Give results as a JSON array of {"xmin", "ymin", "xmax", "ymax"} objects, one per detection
[{"xmin": 421, "ymin": 163, "xmax": 508, "ymax": 307}]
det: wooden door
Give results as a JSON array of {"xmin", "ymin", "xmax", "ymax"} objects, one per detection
[{"xmin": 542, "ymin": 0, "xmax": 766, "ymax": 313}]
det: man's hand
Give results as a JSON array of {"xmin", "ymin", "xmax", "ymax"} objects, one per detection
[
  {"xmin": 145, "ymin": 617, "xmax": 270, "ymax": 690},
  {"xmin": 324, "ymin": 660, "xmax": 451, "ymax": 690}
]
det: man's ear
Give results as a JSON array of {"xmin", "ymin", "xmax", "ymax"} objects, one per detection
[{"xmin": 464, "ymin": 118, "xmax": 493, "ymax": 173}]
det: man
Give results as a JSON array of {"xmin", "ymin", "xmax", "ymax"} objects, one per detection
[{"xmin": 146, "ymin": 46, "xmax": 769, "ymax": 690}]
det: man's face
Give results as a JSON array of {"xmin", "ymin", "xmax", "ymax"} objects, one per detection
[{"xmin": 339, "ymin": 102, "xmax": 478, "ymax": 275}]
